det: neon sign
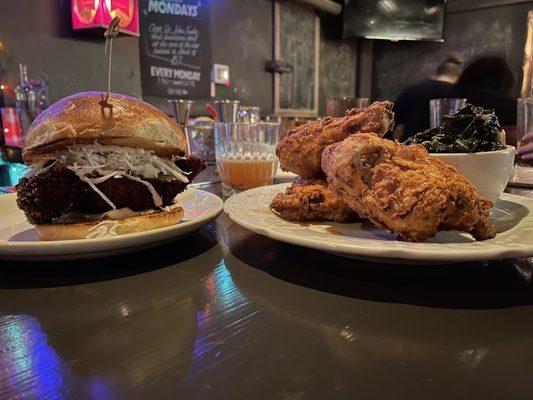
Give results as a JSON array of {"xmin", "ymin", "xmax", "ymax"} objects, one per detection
[{"xmin": 72, "ymin": 0, "xmax": 139, "ymax": 36}]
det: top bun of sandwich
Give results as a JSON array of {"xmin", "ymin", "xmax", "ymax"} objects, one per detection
[{"xmin": 23, "ymin": 91, "xmax": 188, "ymax": 165}]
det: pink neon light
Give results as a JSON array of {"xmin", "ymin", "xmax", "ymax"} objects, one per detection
[{"xmin": 71, "ymin": 0, "xmax": 139, "ymax": 36}]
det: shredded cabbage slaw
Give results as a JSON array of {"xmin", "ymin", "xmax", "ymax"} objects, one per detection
[
  {"xmin": 28, "ymin": 144, "xmax": 189, "ymax": 210},
  {"xmin": 85, "ymin": 220, "xmax": 119, "ymax": 239}
]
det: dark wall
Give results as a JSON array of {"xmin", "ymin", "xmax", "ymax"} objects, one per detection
[
  {"xmin": 0, "ymin": 0, "xmax": 354, "ymax": 117},
  {"xmin": 372, "ymin": 1, "xmax": 533, "ymax": 102},
  {"xmin": 0, "ymin": 0, "xmax": 142, "ymax": 104},
  {"xmin": 0, "ymin": 0, "xmax": 273, "ymax": 116}
]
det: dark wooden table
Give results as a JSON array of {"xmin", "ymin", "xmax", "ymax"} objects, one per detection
[{"xmin": 0, "ymin": 184, "xmax": 532, "ymax": 399}]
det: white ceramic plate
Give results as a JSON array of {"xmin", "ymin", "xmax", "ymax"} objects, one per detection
[
  {"xmin": 0, "ymin": 189, "xmax": 223, "ymax": 261},
  {"xmin": 225, "ymin": 183, "xmax": 533, "ymax": 264}
]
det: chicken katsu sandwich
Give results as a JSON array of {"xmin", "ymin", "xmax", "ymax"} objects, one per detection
[{"xmin": 16, "ymin": 92, "xmax": 206, "ymax": 240}]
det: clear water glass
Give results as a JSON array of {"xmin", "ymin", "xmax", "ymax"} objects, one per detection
[
  {"xmin": 186, "ymin": 125, "xmax": 215, "ymax": 163},
  {"xmin": 326, "ymin": 97, "xmax": 369, "ymax": 117},
  {"xmin": 214, "ymin": 122, "xmax": 279, "ymax": 197},
  {"xmin": 237, "ymin": 106, "xmax": 261, "ymax": 123},
  {"xmin": 516, "ymin": 98, "xmax": 533, "ymax": 166},
  {"xmin": 517, "ymin": 98, "xmax": 533, "ymax": 144},
  {"xmin": 214, "ymin": 100, "xmax": 240, "ymax": 123},
  {"xmin": 429, "ymin": 98, "xmax": 467, "ymax": 128}
]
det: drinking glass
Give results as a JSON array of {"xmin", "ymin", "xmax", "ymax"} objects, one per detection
[
  {"xmin": 168, "ymin": 99, "xmax": 193, "ymax": 126},
  {"xmin": 214, "ymin": 122, "xmax": 279, "ymax": 197},
  {"xmin": 429, "ymin": 98, "xmax": 467, "ymax": 128},
  {"xmin": 237, "ymin": 106, "xmax": 261, "ymax": 123},
  {"xmin": 214, "ymin": 100, "xmax": 240, "ymax": 123},
  {"xmin": 516, "ymin": 98, "xmax": 533, "ymax": 167},
  {"xmin": 187, "ymin": 119, "xmax": 215, "ymax": 162},
  {"xmin": 326, "ymin": 97, "xmax": 369, "ymax": 117}
]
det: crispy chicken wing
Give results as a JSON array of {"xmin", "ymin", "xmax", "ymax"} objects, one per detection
[
  {"xmin": 276, "ymin": 101, "xmax": 395, "ymax": 179},
  {"xmin": 321, "ymin": 133, "xmax": 496, "ymax": 242},
  {"xmin": 270, "ymin": 178, "xmax": 358, "ymax": 223}
]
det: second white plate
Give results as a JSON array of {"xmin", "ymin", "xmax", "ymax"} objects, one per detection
[{"xmin": 225, "ymin": 183, "xmax": 533, "ymax": 264}]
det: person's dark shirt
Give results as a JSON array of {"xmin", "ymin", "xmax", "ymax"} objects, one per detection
[{"xmin": 394, "ymin": 79, "xmax": 453, "ymax": 140}]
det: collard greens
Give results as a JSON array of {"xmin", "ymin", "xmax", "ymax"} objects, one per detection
[{"xmin": 407, "ymin": 104, "xmax": 505, "ymax": 153}]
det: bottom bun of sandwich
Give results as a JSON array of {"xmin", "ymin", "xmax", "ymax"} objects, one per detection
[{"xmin": 36, "ymin": 207, "xmax": 184, "ymax": 241}]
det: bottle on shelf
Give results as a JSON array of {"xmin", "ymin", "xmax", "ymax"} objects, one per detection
[{"xmin": 15, "ymin": 63, "xmax": 48, "ymax": 140}]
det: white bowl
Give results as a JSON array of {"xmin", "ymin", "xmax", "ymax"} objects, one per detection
[{"xmin": 430, "ymin": 146, "xmax": 515, "ymax": 203}]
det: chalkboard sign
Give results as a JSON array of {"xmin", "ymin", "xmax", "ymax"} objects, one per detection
[
  {"xmin": 274, "ymin": 1, "xmax": 319, "ymax": 117},
  {"xmin": 139, "ymin": 0, "xmax": 211, "ymax": 99}
]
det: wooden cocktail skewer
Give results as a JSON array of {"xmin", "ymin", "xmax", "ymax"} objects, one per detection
[{"xmin": 100, "ymin": 16, "xmax": 121, "ymax": 110}]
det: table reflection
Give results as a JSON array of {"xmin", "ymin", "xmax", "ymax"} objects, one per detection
[
  {"xmin": 187, "ymin": 260, "xmax": 250, "ymax": 376},
  {"xmin": 0, "ymin": 314, "xmax": 89, "ymax": 399}
]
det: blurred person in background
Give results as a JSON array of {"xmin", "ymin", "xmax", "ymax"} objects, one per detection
[
  {"xmin": 451, "ymin": 56, "xmax": 516, "ymax": 127},
  {"xmin": 393, "ymin": 53, "xmax": 464, "ymax": 140}
]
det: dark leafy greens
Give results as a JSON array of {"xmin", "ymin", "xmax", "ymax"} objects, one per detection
[{"xmin": 407, "ymin": 104, "xmax": 505, "ymax": 153}]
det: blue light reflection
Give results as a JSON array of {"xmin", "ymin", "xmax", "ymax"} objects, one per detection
[
  {"xmin": 0, "ymin": 314, "xmax": 114, "ymax": 399},
  {"xmin": 0, "ymin": 314, "xmax": 65, "ymax": 399},
  {"xmin": 187, "ymin": 260, "xmax": 249, "ymax": 377}
]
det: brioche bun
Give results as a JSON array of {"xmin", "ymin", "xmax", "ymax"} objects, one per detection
[
  {"xmin": 23, "ymin": 91, "xmax": 187, "ymax": 165},
  {"xmin": 35, "ymin": 207, "xmax": 184, "ymax": 241}
]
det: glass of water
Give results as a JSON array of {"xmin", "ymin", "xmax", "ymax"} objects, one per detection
[
  {"xmin": 516, "ymin": 98, "xmax": 533, "ymax": 166},
  {"xmin": 326, "ymin": 97, "xmax": 370, "ymax": 117},
  {"xmin": 237, "ymin": 106, "xmax": 261, "ymax": 123},
  {"xmin": 429, "ymin": 98, "xmax": 467, "ymax": 128}
]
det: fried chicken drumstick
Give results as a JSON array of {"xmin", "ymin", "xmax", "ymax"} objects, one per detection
[
  {"xmin": 276, "ymin": 101, "xmax": 395, "ymax": 179},
  {"xmin": 321, "ymin": 133, "xmax": 496, "ymax": 242},
  {"xmin": 270, "ymin": 178, "xmax": 358, "ymax": 223}
]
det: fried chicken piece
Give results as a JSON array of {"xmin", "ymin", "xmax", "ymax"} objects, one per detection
[
  {"xmin": 276, "ymin": 101, "xmax": 395, "ymax": 179},
  {"xmin": 321, "ymin": 133, "xmax": 496, "ymax": 242},
  {"xmin": 270, "ymin": 178, "xmax": 358, "ymax": 223}
]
